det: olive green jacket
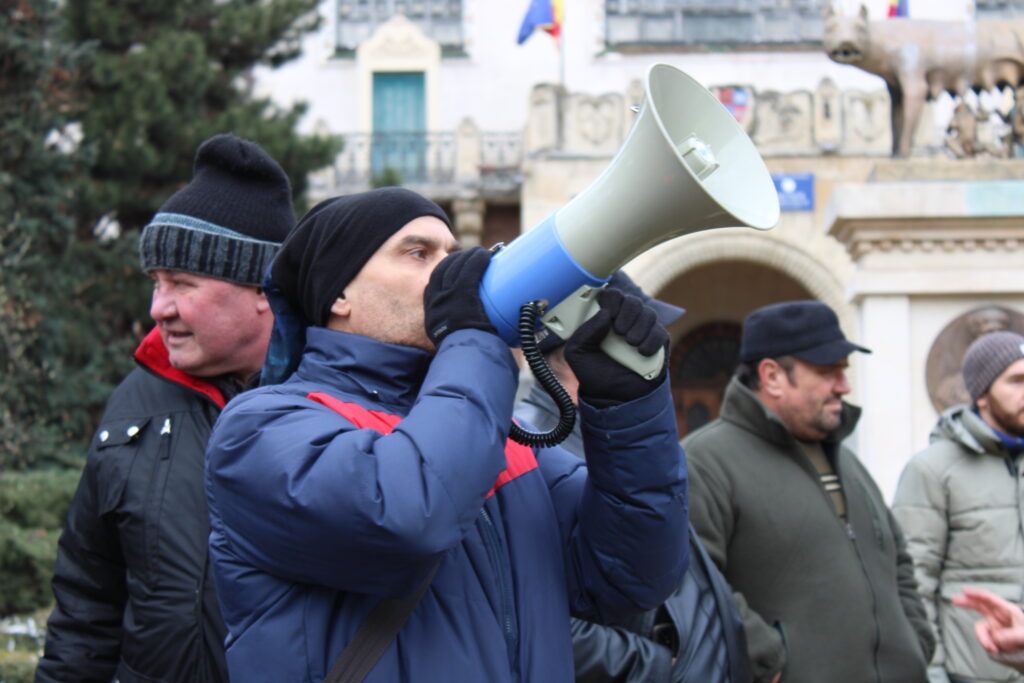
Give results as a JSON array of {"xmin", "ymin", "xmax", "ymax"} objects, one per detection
[
  {"xmin": 684, "ymin": 378, "xmax": 934, "ymax": 683},
  {"xmin": 893, "ymin": 406, "xmax": 1024, "ymax": 683}
]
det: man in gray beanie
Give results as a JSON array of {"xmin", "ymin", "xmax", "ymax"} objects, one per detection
[
  {"xmin": 895, "ymin": 329, "xmax": 1024, "ymax": 683},
  {"xmin": 37, "ymin": 133, "xmax": 295, "ymax": 683}
]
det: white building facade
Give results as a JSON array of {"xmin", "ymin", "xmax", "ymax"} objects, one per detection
[{"xmin": 257, "ymin": 0, "xmax": 1024, "ymax": 500}]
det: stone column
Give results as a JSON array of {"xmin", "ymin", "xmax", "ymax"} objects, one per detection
[
  {"xmin": 453, "ymin": 195, "xmax": 486, "ymax": 248},
  {"xmin": 455, "ymin": 117, "xmax": 481, "ymax": 186},
  {"xmin": 856, "ymin": 295, "xmax": 914, "ymax": 501}
]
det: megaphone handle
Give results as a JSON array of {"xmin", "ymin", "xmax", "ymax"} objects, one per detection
[
  {"xmin": 600, "ymin": 333, "xmax": 665, "ymax": 381},
  {"xmin": 540, "ymin": 285, "xmax": 666, "ymax": 380}
]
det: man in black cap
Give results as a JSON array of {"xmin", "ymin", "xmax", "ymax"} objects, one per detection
[
  {"xmin": 516, "ymin": 272, "xmax": 751, "ymax": 683},
  {"xmin": 203, "ymin": 187, "xmax": 689, "ymax": 682},
  {"xmin": 684, "ymin": 300, "xmax": 934, "ymax": 683},
  {"xmin": 37, "ymin": 134, "xmax": 295, "ymax": 683}
]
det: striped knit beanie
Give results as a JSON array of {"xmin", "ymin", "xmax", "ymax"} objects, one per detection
[
  {"xmin": 139, "ymin": 134, "xmax": 295, "ymax": 285},
  {"xmin": 962, "ymin": 330, "xmax": 1024, "ymax": 401}
]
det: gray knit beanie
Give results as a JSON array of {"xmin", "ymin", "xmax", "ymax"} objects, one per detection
[
  {"xmin": 962, "ymin": 331, "xmax": 1024, "ymax": 401},
  {"xmin": 139, "ymin": 133, "xmax": 295, "ymax": 286}
]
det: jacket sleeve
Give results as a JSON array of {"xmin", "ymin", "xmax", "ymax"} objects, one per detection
[
  {"xmin": 36, "ymin": 452, "xmax": 127, "ymax": 683},
  {"xmin": 536, "ymin": 377, "xmax": 689, "ymax": 623},
  {"xmin": 206, "ymin": 330, "xmax": 515, "ymax": 596},
  {"xmin": 892, "ymin": 457, "xmax": 946, "ymax": 669},
  {"xmin": 570, "ymin": 616, "xmax": 673, "ymax": 683},
  {"xmin": 687, "ymin": 451, "xmax": 786, "ymax": 683}
]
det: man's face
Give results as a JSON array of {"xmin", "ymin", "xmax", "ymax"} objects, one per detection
[
  {"xmin": 329, "ymin": 216, "xmax": 458, "ymax": 351},
  {"xmin": 979, "ymin": 358, "xmax": 1024, "ymax": 436},
  {"xmin": 766, "ymin": 358, "xmax": 851, "ymax": 441},
  {"xmin": 149, "ymin": 270, "xmax": 272, "ymax": 380}
]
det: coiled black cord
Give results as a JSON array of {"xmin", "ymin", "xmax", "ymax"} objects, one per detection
[{"xmin": 509, "ymin": 301, "xmax": 577, "ymax": 447}]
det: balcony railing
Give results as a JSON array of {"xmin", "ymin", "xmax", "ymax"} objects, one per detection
[{"xmin": 310, "ymin": 129, "xmax": 523, "ymax": 200}]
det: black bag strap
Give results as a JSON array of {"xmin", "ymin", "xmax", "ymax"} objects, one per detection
[{"xmin": 324, "ymin": 560, "xmax": 441, "ymax": 683}]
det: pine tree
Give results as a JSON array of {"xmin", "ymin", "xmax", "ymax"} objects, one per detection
[
  {"xmin": 0, "ymin": 0, "xmax": 91, "ymax": 622},
  {"xmin": 65, "ymin": 0, "xmax": 338, "ymax": 231},
  {"xmin": 0, "ymin": 0, "xmax": 339, "ymax": 618},
  {"xmin": 0, "ymin": 0, "xmax": 86, "ymax": 469},
  {"xmin": 45, "ymin": 0, "xmax": 341, "ymax": 465}
]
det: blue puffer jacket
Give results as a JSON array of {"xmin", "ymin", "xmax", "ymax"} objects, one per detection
[{"xmin": 205, "ymin": 327, "xmax": 688, "ymax": 682}]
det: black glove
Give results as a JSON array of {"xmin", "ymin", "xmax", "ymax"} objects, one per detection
[
  {"xmin": 564, "ymin": 287, "xmax": 668, "ymax": 405},
  {"xmin": 424, "ymin": 247, "xmax": 497, "ymax": 346}
]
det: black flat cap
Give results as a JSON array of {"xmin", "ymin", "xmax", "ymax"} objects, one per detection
[{"xmin": 740, "ymin": 300, "xmax": 871, "ymax": 365}]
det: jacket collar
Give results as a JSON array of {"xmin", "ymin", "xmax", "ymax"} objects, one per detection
[
  {"xmin": 719, "ymin": 375, "xmax": 860, "ymax": 450},
  {"xmin": 931, "ymin": 404, "xmax": 1010, "ymax": 456},
  {"xmin": 133, "ymin": 328, "xmax": 226, "ymax": 408},
  {"xmin": 292, "ymin": 327, "xmax": 432, "ymax": 412}
]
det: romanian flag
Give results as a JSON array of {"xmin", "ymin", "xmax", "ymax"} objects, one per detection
[
  {"xmin": 517, "ymin": 0, "xmax": 563, "ymax": 45},
  {"xmin": 888, "ymin": 0, "xmax": 908, "ymax": 17}
]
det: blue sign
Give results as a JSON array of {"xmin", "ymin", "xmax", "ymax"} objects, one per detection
[{"xmin": 772, "ymin": 173, "xmax": 815, "ymax": 212}]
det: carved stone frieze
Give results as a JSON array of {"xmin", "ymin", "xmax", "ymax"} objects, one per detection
[
  {"xmin": 752, "ymin": 90, "xmax": 814, "ymax": 155},
  {"xmin": 830, "ymin": 221, "xmax": 1024, "ymax": 260},
  {"xmin": 563, "ymin": 93, "xmax": 624, "ymax": 155},
  {"xmin": 814, "ymin": 78, "xmax": 843, "ymax": 152},
  {"xmin": 841, "ymin": 89, "xmax": 891, "ymax": 155}
]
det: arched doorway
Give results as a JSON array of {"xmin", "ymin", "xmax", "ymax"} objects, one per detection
[
  {"xmin": 664, "ymin": 259, "xmax": 814, "ymax": 437},
  {"xmin": 671, "ymin": 322, "xmax": 742, "ymax": 435}
]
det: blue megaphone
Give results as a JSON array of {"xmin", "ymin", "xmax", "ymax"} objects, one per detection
[{"xmin": 478, "ymin": 63, "xmax": 779, "ymax": 377}]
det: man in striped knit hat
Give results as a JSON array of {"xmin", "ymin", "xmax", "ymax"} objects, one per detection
[{"xmin": 37, "ymin": 133, "xmax": 295, "ymax": 683}]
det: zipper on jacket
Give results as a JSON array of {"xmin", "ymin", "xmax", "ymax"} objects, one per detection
[
  {"xmin": 144, "ymin": 420, "xmax": 174, "ymax": 580},
  {"xmin": 478, "ymin": 507, "xmax": 519, "ymax": 674},
  {"xmin": 829, "ymin": 454, "xmax": 882, "ymax": 683}
]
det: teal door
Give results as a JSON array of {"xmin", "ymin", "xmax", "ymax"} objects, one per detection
[{"xmin": 372, "ymin": 72, "xmax": 426, "ymax": 183}]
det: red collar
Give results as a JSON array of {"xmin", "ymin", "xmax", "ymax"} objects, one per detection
[{"xmin": 134, "ymin": 328, "xmax": 226, "ymax": 408}]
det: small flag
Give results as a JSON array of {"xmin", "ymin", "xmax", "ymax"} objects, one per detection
[
  {"xmin": 888, "ymin": 0, "xmax": 908, "ymax": 17},
  {"xmin": 716, "ymin": 87, "xmax": 749, "ymax": 122},
  {"xmin": 517, "ymin": 0, "xmax": 563, "ymax": 45}
]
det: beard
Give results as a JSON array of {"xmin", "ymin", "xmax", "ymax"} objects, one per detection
[
  {"xmin": 810, "ymin": 398, "xmax": 844, "ymax": 436},
  {"xmin": 987, "ymin": 394, "xmax": 1024, "ymax": 437}
]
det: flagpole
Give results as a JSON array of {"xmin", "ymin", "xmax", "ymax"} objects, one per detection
[
  {"xmin": 558, "ymin": 38, "xmax": 566, "ymax": 90},
  {"xmin": 558, "ymin": 3, "xmax": 566, "ymax": 90}
]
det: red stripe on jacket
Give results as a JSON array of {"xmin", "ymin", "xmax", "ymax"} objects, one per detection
[{"xmin": 307, "ymin": 391, "xmax": 537, "ymax": 497}]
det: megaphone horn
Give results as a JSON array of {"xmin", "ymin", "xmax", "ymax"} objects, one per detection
[{"xmin": 480, "ymin": 63, "xmax": 780, "ymax": 378}]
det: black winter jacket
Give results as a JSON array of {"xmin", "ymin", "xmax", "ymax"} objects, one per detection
[
  {"xmin": 36, "ymin": 329, "xmax": 228, "ymax": 683},
  {"xmin": 517, "ymin": 382, "xmax": 751, "ymax": 683}
]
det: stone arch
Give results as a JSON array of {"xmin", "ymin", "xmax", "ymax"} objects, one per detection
[{"xmin": 624, "ymin": 230, "xmax": 854, "ymax": 334}]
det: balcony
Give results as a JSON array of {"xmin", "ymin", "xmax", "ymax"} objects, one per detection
[{"xmin": 309, "ymin": 124, "xmax": 523, "ymax": 202}]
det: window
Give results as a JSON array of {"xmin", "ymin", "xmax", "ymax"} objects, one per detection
[
  {"xmin": 975, "ymin": 0, "xmax": 1024, "ymax": 18},
  {"xmin": 605, "ymin": 0, "xmax": 825, "ymax": 50},
  {"xmin": 336, "ymin": 0, "xmax": 464, "ymax": 54}
]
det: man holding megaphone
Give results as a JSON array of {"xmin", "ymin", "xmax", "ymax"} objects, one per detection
[{"xmin": 203, "ymin": 187, "xmax": 689, "ymax": 683}]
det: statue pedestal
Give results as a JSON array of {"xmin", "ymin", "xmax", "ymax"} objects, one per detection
[{"xmin": 826, "ymin": 161, "xmax": 1024, "ymax": 500}]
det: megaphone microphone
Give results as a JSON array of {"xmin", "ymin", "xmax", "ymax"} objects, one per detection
[{"xmin": 485, "ymin": 63, "xmax": 780, "ymax": 445}]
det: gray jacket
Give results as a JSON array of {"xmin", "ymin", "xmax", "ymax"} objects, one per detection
[{"xmin": 894, "ymin": 406, "xmax": 1024, "ymax": 683}]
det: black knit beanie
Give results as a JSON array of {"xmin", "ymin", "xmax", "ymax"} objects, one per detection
[
  {"xmin": 271, "ymin": 187, "xmax": 453, "ymax": 327},
  {"xmin": 139, "ymin": 133, "xmax": 295, "ymax": 286}
]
